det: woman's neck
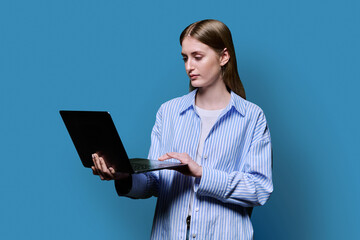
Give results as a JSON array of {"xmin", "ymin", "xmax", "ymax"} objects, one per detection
[{"xmin": 195, "ymin": 83, "xmax": 231, "ymax": 110}]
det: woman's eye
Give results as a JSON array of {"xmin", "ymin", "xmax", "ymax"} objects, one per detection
[
  {"xmin": 182, "ymin": 57, "xmax": 188, "ymax": 62},
  {"xmin": 195, "ymin": 56, "xmax": 203, "ymax": 61}
]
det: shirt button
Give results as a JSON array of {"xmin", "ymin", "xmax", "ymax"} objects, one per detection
[
  {"xmin": 195, "ymin": 208, "xmax": 199, "ymax": 212},
  {"xmin": 192, "ymin": 234, "xmax": 196, "ymax": 238},
  {"xmin": 203, "ymin": 155, "xmax": 208, "ymax": 159}
]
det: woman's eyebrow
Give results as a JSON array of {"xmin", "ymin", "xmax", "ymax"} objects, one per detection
[
  {"xmin": 191, "ymin": 51, "xmax": 204, "ymax": 55},
  {"xmin": 181, "ymin": 51, "xmax": 204, "ymax": 56}
]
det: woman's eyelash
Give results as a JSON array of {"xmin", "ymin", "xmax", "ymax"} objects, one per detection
[{"xmin": 182, "ymin": 56, "xmax": 202, "ymax": 61}]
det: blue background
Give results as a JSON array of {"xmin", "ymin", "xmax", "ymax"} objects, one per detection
[{"xmin": 1, "ymin": 0, "xmax": 359, "ymax": 239}]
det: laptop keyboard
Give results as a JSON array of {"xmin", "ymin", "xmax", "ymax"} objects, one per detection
[
  {"xmin": 130, "ymin": 158, "xmax": 186, "ymax": 172},
  {"xmin": 131, "ymin": 162, "xmax": 151, "ymax": 171}
]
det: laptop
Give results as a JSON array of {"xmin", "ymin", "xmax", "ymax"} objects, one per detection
[{"xmin": 59, "ymin": 110, "xmax": 187, "ymax": 174}]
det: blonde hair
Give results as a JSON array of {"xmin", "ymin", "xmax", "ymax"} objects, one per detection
[{"xmin": 180, "ymin": 19, "xmax": 246, "ymax": 99}]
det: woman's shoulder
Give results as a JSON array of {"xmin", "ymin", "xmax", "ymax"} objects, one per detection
[
  {"xmin": 158, "ymin": 91, "xmax": 196, "ymax": 113},
  {"xmin": 231, "ymin": 91, "xmax": 265, "ymax": 118}
]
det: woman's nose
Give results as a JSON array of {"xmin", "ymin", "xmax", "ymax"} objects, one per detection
[{"xmin": 185, "ymin": 59, "xmax": 194, "ymax": 73}]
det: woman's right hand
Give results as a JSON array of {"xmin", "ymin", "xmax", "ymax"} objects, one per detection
[{"xmin": 91, "ymin": 153, "xmax": 129, "ymax": 181}]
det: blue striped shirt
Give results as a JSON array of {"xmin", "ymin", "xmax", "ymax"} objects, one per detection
[{"xmin": 124, "ymin": 90, "xmax": 273, "ymax": 239}]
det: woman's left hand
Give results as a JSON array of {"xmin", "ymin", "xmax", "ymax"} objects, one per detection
[{"xmin": 159, "ymin": 152, "xmax": 202, "ymax": 178}]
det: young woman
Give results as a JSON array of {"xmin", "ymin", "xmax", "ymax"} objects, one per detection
[{"xmin": 92, "ymin": 19, "xmax": 273, "ymax": 239}]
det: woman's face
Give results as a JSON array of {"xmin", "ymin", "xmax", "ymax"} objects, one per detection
[{"xmin": 181, "ymin": 36, "xmax": 227, "ymax": 90}]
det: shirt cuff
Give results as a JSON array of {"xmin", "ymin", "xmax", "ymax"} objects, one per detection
[
  {"xmin": 126, "ymin": 173, "xmax": 148, "ymax": 198},
  {"xmin": 197, "ymin": 166, "xmax": 228, "ymax": 199}
]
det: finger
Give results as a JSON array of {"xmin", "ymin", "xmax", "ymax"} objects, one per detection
[
  {"xmin": 166, "ymin": 152, "xmax": 184, "ymax": 159},
  {"xmin": 98, "ymin": 157, "xmax": 111, "ymax": 180},
  {"xmin": 91, "ymin": 166, "xmax": 99, "ymax": 175},
  {"xmin": 93, "ymin": 153, "xmax": 106, "ymax": 180},
  {"xmin": 166, "ymin": 152, "xmax": 187, "ymax": 163},
  {"xmin": 92, "ymin": 153, "xmax": 100, "ymax": 170},
  {"xmin": 92, "ymin": 154, "xmax": 99, "ymax": 173},
  {"xmin": 166, "ymin": 152, "xmax": 178, "ymax": 157},
  {"xmin": 161, "ymin": 152, "xmax": 180, "ymax": 160},
  {"xmin": 99, "ymin": 157, "xmax": 114, "ymax": 180},
  {"xmin": 158, "ymin": 154, "xmax": 172, "ymax": 161}
]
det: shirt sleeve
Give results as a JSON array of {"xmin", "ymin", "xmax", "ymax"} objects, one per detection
[
  {"xmin": 115, "ymin": 105, "xmax": 163, "ymax": 199},
  {"xmin": 196, "ymin": 110, "xmax": 273, "ymax": 207}
]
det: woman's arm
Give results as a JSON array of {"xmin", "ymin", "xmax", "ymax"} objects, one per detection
[
  {"xmin": 199, "ymin": 110, "xmax": 273, "ymax": 207},
  {"xmin": 162, "ymin": 110, "xmax": 273, "ymax": 207},
  {"xmin": 198, "ymin": 140, "xmax": 272, "ymax": 207}
]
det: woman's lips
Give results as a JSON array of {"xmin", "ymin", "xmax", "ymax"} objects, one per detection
[{"xmin": 189, "ymin": 74, "xmax": 199, "ymax": 80}]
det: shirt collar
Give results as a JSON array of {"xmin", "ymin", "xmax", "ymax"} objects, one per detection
[{"xmin": 179, "ymin": 89, "xmax": 246, "ymax": 117}]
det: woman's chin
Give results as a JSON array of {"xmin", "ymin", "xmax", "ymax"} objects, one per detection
[{"xmin": 190, "ymin": 80, "xmax": 203, "ymax": 88}]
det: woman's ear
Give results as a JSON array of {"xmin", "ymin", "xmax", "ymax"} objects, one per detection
[{"xmin": 220, "ymin": 48, "xmax": 230, "ymax": 66}]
